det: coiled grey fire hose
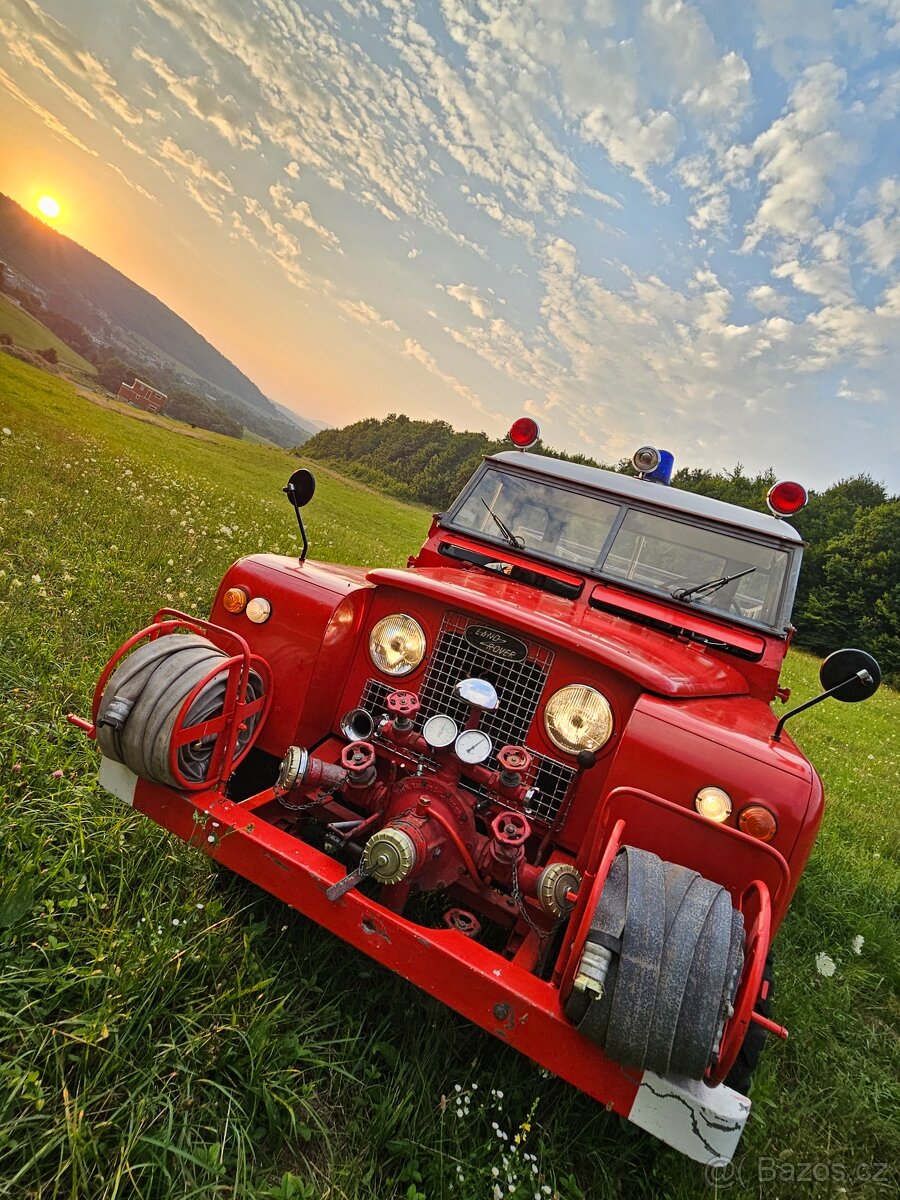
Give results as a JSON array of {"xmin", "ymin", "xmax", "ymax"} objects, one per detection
[
  {"xmin": 565, "ymin": 846, "xmax": 745, "ymax": 1079},
  {"xmin": 96, "ymin": 634, "xmax": 265, "ymax": 787}
]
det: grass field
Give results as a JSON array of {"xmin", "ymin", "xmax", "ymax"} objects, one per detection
[
  {"xmin": 0, "ymin": 294, "xmax": 96, "ymax": 374},
  {"xmin": 0, "ymin": 353, "xmax": 897, "ymax": 1199}
]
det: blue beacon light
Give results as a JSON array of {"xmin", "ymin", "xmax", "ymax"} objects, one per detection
[{"xmin": 632, "ymin": 445, "xmax": 675, "ymax": 486}]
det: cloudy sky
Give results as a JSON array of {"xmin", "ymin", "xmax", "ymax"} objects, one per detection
[{"xmin": 1, "ymin": 0, "xmax": 898, "ymax": 490}]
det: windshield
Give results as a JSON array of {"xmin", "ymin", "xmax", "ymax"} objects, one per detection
[{"xmin": 447, "ymin": 467, "xmax": 793, "ymax": 628}]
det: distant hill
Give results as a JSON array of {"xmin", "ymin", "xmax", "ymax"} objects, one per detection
[
  {"xmin": 0, "ymin": 193, "xmax": 314, "ymax": 447},
  {"xmin": 0, "ymin": 292, "xmax": 95, "ymax": 373}
]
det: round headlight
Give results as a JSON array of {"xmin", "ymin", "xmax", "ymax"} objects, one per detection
[
  {"xmin": 369, "ymin": 614, "xmax": 426, "ymax": 677},
  {"xmin": 695, "ymin": 786, "xmax": 732, "ymax": 823},
  {"xmin": 543, "ymin": 685, "xmax": 613, "ymax": 755},
  {"xmin": 245, "ymin": 596, "xmax": 271, "ymax": 624}
]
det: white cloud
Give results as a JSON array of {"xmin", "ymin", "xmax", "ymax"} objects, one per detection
[
  {"xmin": 737, "ymin": 63, "xmax": 852, "ymax": 249},
  {"xmin": 159, "ymin": 136, "xmax": 234, "ymax": 193},
  {"xmin": 0, "ymin": 61, "xmax": 98, "ymax": 156},
  {"xmin": 5, "ymin": 0, "xmax": 143, "ymax": 124},
  {"xmin": 748, "ymin": 284, "xmax": 789, "ymax": 314},
  {"xmin": 646, "ymin": 1, "xmax": 752, "ymax": 127},
  {"xmin": 857, "ymin": 177, "xmax": 900, "ymax": 271},
  {"xmin": 133, "ymin": 47, "xmax": 260, "ymax": 149},
  {"xmin": 402, "ymin": 336, "xmax": 497, "ymax": 417},
  {"xmin": 338, "ymin": 299, "xmax": 400, "ymax": 332},
  {"xmin": 268, "ymin": 183, "xmax": 340, "ymax": 248},
  {"xmin": 443, "ymin": 283, "xmax": 494, "ymax": 320}
]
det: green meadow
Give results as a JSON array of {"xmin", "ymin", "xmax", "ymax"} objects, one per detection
[{"xmin": 0, "ymin": 353, "xmax": 897, "ymax": 1199}]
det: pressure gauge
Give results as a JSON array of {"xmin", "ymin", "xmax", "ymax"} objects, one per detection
[
  {"xmin": 422, "ymin": 714, "xmax": 458, "ymax": 749},
  {"xmin": 454, "ymin": 728, "xmax": 493, "ymax": 765}
]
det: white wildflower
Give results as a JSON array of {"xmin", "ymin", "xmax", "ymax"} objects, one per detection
[
  {"xmin": 815, "ymin": 952, "xmax": 836, "ymax": 978},
  {"xmin": 851, "ymin": 935, "xmax": 865, "ymax": 955},
  {"xmin": 31, "ymin": 574, "xmax": 41, "ymax": 584},
  {"xmin": 1, "ymin": 427, "xmax": 10, "ymax": 436},
  {"xmin": 218, "ymin": 524, "xmax": 233, "ymax": 537}
]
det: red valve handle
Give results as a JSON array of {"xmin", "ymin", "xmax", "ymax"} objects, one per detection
[
  {"xmin": 491, "ymin": 810, "xmax": 531, "ymax": 847},
  {"xmin": 386, "ymin": 690, "xmax": 421, "ymax": 718},
  {"xmin": 497, "ymin": 745, "xmax": 533, "ymax": 773},
  {"xmin": 341, "ymin": 740, "xmax": 376, "ymax": 772}
]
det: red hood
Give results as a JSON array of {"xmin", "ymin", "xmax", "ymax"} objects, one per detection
[{"xmin": 367, "ymin": 567, "xmax": 750, "ymax": 700}]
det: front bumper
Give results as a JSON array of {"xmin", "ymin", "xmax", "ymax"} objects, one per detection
[{"xmin": 99, "ymin": 756, "xmax": 750, "ymax": 1164}]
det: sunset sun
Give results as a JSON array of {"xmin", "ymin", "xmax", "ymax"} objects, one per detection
[{"xmin": 36, "ymin": 194, "xmax": 61, "ymax": 220}]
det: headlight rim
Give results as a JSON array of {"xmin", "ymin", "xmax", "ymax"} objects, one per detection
[
  {"xmin": 368, "ymin": 612, "xmax": 427, "ymax": 678},
  {"xmin": 543, "ymin": 682, "xmax": 614, "ymax": 757}
]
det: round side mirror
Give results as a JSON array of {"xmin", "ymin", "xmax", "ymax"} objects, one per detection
[
  {"xmin": 284, "ymin": 468, "xmax": 316, "ymax": 508},
  {"xmin": 819, "ymin": 648, "xmax": 881, "ymax": 703}
]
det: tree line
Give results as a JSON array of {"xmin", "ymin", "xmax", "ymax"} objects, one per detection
[{"xmin": 300, "ymin": 414, "xmax": 900, "ymax": 684}]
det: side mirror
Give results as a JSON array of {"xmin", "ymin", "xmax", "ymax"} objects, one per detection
[
  {"xmin": 773, "ymin": 648, "xmax": 880, "ymax": 742},
  {"xmin": 818, "ymin": 648, "xmax": 881, "ymax": 702},
  {"xmin": 284, "ymin": 468, "xmax": 316, "ymax": 508},
  {"xmin": 283, "ymin": 469, "xmax": 316, "ymax": 561}
]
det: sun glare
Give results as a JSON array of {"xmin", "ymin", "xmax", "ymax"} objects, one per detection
[{"xmin": 37, "ymin": 194, "xmax": 61, "ymax": 220}]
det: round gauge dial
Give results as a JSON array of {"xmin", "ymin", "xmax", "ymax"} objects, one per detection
[
  {"xmin": 454, "ymin": 728, "xmax": 493, "ymax": 765},
  {"xmin": 422, "ymin": 714, "xmax": 458, "ymax": 748}
]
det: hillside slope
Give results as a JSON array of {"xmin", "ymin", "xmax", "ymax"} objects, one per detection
[
  {"xmin": 0, "ymin": 193, "xmax": 313, "ymax": 446},
  {"xmin": 0, "ymin": 292, "xmax": 95, "ymax": 373}
]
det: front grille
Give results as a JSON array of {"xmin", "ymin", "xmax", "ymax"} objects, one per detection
[{"xmin": 357, "ymin": 613, "xmax": 576, "ymax": 824}]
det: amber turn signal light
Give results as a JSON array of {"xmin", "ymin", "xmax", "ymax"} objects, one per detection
[
  {"xmin": 222, "ymin": 587, "xmax": 248, "ymax": 614},
  {"xmin": 739, "ymin": 804, "xmax": 777, "ymax": 843}
]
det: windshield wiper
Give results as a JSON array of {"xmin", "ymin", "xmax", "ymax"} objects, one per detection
[
  {"xmin": 481, "ymin": 499, "xmax": 523, "ymax": 548},
  {"xmin": 673, "ymin": 566, "xmax": 756, "ymax": 603}
]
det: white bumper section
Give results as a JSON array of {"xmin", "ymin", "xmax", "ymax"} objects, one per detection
[
  {"xmin": 628, "ymin": 1070, "xmax": 750, "ymax": 1163},
  {"xmin": 99, "ymin": 756, "xmax": 138, "ymax": 806}
]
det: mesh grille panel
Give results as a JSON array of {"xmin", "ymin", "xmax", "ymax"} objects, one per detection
[{"xmin": 357, "ymin": 613, "xmax": 576, "ymax": 823}]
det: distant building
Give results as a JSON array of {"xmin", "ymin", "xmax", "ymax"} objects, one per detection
[{"xmin": 118, "ymin": 377, "xmax": 167, "ymax": 414}]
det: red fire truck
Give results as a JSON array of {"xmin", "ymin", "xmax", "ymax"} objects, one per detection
[{"xmin": 71, "ymin": 420, "xmax": 880, "ymax": 1163}]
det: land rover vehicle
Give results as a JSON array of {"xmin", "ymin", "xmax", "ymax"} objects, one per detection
[{"xmin": 71, "ymin": 420, "xmax": 880, "ymax": 1163}]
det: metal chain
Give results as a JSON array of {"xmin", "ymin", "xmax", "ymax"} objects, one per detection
[
  {"xmin": 277, "ymin": 780, "xmax": 342, "ymax": 813},
  {"xmin": 510, "ymin": 855, "xmax": 552, "ymax": 940}
]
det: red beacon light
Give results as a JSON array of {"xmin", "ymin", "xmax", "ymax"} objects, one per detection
[
  {"xmin": 509, "ymin": 417, "xmax": 540, "ymax": 450},
  {"xmin": 766, "ymin": 480, "xmax": 808, "ymax": 518}
]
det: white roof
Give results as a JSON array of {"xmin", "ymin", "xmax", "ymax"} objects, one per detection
[{"xmin": 488, "ymin": 451, "xmax": 805, "ymax": 544}]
